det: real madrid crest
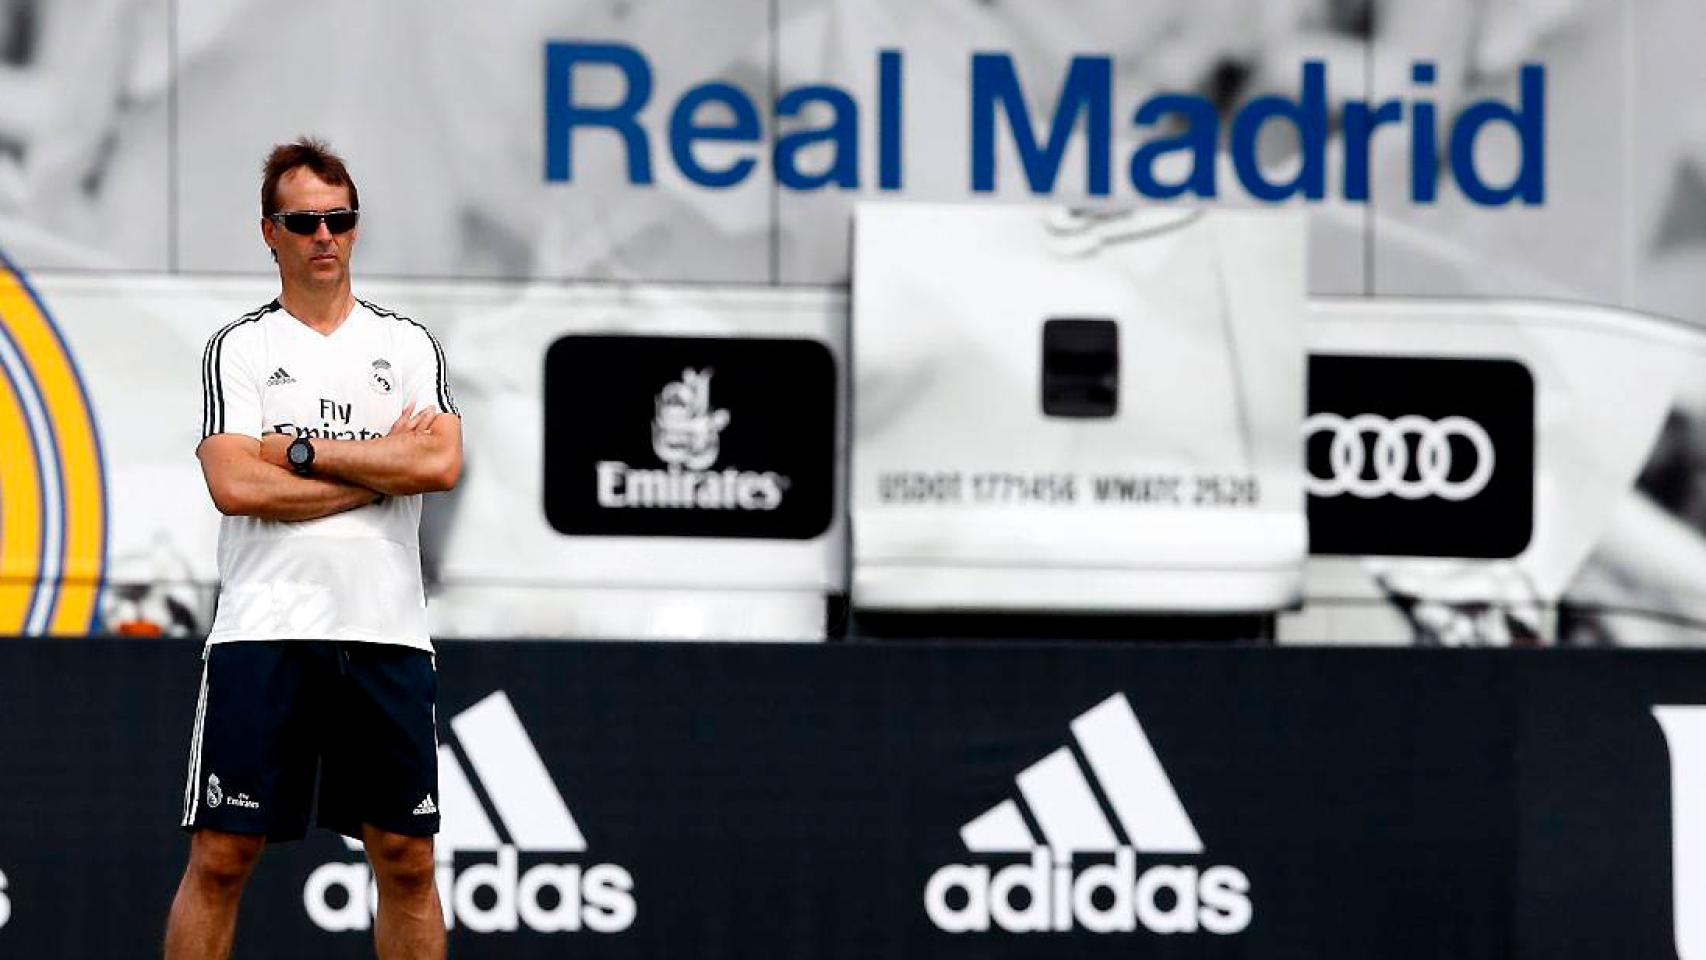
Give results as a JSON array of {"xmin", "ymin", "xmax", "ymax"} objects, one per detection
[{"xmin": 369, "ymin": 358, "xmax": 394, "ymax": 395}]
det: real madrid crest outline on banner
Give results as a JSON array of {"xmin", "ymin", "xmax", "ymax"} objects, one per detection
[{"xmin": 0, "ymin": 248, "xmax": 107, "ymax": 634}]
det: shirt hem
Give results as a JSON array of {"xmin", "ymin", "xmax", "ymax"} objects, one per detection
[{"xmin": 203, "ymin": 632, "xmax": 433, "ymax": 651}]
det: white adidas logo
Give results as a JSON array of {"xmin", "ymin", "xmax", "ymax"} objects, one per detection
[
  {"xmin": 413, "ymin": 794, "xmax": 437, "ymax": 817},
  {"xmin": 305, "ymin": 692, "xmax": 636, "ymax": 935},
  {"xmin": 1655, "ymin": 706, "xmax": 1706, "ymax": 959},
  {"xmin": 925, "ymin": 693, "xmax": 1252, "ymax": 936}
]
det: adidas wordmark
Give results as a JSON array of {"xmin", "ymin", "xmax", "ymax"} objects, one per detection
[
  {"xmin": 925, "ymin": 693, "xmax": 1252, "ymax": 935},
  {"xmin": 305, "ymin": 692, "xmax": 635, "ymax": 935}
]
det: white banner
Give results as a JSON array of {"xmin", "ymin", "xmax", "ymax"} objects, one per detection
[
  {"xmin": 16, "ymin": 272, "xmax": 845, "ymax": 640},
  {"xmin": 10, "ymin": 262, "xmax": 1706, "ymax": 642},
  {"xmin": 850, "ymin": 204, "xmax": 1306, "ymax": 612},
  {"xmin": 1287, "ymin": 297, "xmax": 1706, "ymax": 646},
  {"xmin": 0, "ymin": 0, "xmax": 1691, "ymax": 322}
]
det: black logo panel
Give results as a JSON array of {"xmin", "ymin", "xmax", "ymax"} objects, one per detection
[
  {"xmin": 544, "ymin": 335, "xmax": 836, "ymax": 539},
  {"xmin": 1307, "ymin": 355, "xmax": 1534, "ymax": 558}
]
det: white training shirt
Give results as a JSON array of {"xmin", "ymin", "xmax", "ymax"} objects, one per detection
[{"xmin": 198, "ymin": 298, "xmax": 458, "ymax": 650}]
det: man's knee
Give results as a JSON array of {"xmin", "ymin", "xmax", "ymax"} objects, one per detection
[
  {"xmin": 187, "ymin": 830, "xmax": 265, "ymax": 891},
  {"xmin": 364, "ymin": 828, "xmax": 436, "ymax": 892}
]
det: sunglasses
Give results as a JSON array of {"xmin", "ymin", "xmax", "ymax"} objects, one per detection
[{"xmin": 268, "ymin": 208, "xmax": 360, "ymax": 235}]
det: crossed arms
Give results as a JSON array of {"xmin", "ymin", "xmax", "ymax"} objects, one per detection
[{"xmin": 197, "ymin": 403, "xmax": 462, "ymax": 522}]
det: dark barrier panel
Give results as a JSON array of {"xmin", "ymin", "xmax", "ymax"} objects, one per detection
[{"xmin": 0, "ymin": 640, "xmax": 1701, "ymax": 958}]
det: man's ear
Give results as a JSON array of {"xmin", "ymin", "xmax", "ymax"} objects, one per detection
[{"xmin": 260, "ymin": 217, "xmax": 277, "ymax": 260}]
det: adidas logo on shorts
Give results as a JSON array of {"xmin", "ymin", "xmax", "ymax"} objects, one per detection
[
  {"xmin": 926, "ymin": 693, "xmax": 1252, "ymax": 936},
  {"xmin": 305, "ymin": 691, "xmax": 635, "ymax": 935}
]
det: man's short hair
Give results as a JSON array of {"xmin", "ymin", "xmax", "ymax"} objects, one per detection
[{"xmin": 261, "ymin": 137, "xmax": 360, "ymax": 217}]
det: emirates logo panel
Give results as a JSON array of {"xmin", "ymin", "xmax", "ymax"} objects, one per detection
[{"xmin": 543, "ymin": 335, "xmax": 836, "ymax": 539}]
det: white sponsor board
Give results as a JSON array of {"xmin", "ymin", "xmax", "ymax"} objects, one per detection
[{"xmin": 853, "ymin": 204, "xmax": 1306, "ymax": 612}]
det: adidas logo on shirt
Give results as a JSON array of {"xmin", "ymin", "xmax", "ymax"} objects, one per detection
[
  {"xmin": 265, "ymin": 367, "xmax": 295, "ymax": 387},
  {"xmin": 925, "ymin": 693, "xmax": 1252, "ymax": 936},
  {"xmin": 305, "ymin": 692, "xmax": 636, "ymax": 935}
]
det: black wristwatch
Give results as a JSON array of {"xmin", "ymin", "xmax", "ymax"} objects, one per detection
[{"xmin": 286, "ymin": 436, "xmax": 316, "ymax": 476}]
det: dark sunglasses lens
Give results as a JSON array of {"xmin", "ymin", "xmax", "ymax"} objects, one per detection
[
  {"xmin": 278, "ymin": 211, "xmax": 358, "ymax": 235},
  {"xmin": 280, "ymin": 212, "xmax": 321, "ymax": 234}
]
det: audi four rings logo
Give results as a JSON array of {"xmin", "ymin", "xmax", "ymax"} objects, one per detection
[
  {"xmin": 1303, "ymin": 413, "xmax": 1495, "ymax": 501},
  {"xmin": 1306, "ymin": 355, "xmax": 1533, "ymax": 559}
]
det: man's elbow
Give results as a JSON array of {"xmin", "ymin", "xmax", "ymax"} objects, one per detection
[
  {"xmin": 427, "ymin": 456, "xmax": 463, "ymax": 493},
  {"xmin": 397, "ymin": 455, "xmax": 461, "ymax": 495},
  {"xmin": 207, "ymin": 482, "xmax": 253, "ymax": 517}
]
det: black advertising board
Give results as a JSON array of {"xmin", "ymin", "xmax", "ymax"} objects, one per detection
[
  {"xmin": 0, "ymin": 640, "xmax": 1701, "ymax": 958},
  {"xmin": 1306, "ymin": 354, "xmax": 1536, "ymax": 558},
  {"xmin": 543, "ymin": 335, "xmax": 837, "ymax": 539}
]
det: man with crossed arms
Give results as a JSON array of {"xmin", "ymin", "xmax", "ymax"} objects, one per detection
[{"xmin": 165, "ymin": 137, "xmax": 461, "ymax": 960}]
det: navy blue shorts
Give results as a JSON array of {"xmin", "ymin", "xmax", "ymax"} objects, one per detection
[{"xmin": 178, "ymin": 640, "xmax": 440, "ymax": 842}]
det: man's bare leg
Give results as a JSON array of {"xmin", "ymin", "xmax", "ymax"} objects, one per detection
[
  {"xmin": 364, "ymin": 825, "xmax": 445, "ymax": 960},
  {"xmin": 163, "ymin": 830, "xmax": 265, "ymax": 960}
]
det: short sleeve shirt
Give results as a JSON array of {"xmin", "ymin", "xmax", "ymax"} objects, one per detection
[{"xmin": 198, "ymin": 298, "xmax": 458, "ymax": 649}]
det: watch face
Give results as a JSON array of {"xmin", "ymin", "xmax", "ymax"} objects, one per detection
[{"xmin": 289, "ymin": 439, "xmax": 311, "ymax": 466}]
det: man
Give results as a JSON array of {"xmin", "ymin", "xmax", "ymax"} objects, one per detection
[{"xmin": 164, "ymin": 137, "xmax": 461, "ymax": 960}]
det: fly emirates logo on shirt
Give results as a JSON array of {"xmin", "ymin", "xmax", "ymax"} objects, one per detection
[{"xmin": 272, "ymin": 397, "xmax": 388, "ymax": 442}]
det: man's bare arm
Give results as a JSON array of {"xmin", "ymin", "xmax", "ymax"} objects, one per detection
[
  {"xmin": 269, "ymin": 404, "xmax": 463, "ymax": 496},
  {"xmin": 198, "ymin": 434, "xmax": 380, "ymax": 522}
]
